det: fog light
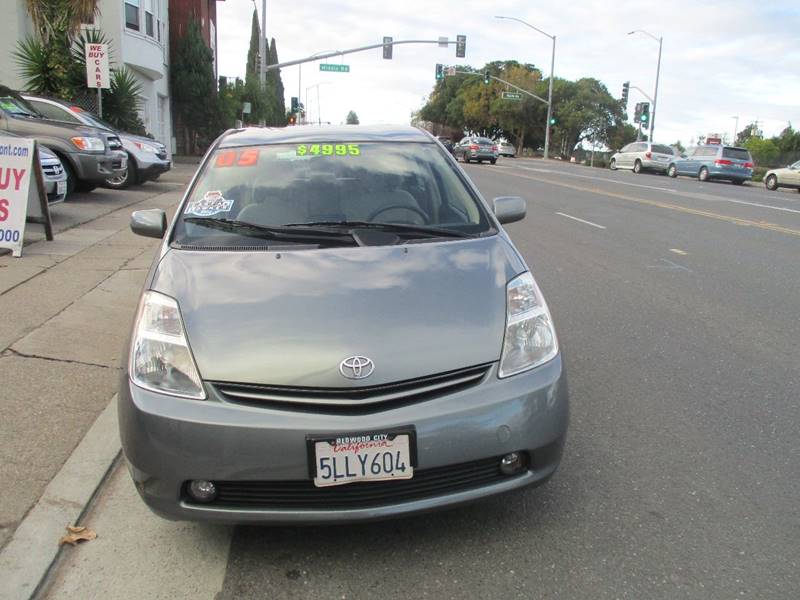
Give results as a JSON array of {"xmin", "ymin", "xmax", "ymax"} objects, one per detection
[
  {"xmin": 499, "ymin": 452, "xmax": 526, "ymax": 476},
  {"xmin": 188, "ymin": 479, "xmax": 217, "ymax": 502}
]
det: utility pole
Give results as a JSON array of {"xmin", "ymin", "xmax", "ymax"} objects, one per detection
[
  {"xmin": 731, "ymin": 115, "xmax": 739, "ymax": 143},
  {"xmin": 259, "ymin": 0, "xmax": 267, "ymax": 87},
  {"xmin": 629, "ymin": 30, "xmax": 662, "ymax": 142}
]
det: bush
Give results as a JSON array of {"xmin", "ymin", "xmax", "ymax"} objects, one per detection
[{"xmin": 751, "ymin": 167, "xmax": 767, "ymax": 183}]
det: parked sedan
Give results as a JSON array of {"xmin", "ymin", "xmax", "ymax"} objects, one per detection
[
  {"xmin": 609, "ymin": 142, "xmax": 676, "ymax": 173},
  {"xmin": 668, "ymin": 145, "xmax": 754, "ymax": 184},
  {"xmin": 495, "ymin": 140, "xmax": 516, "ymax": 158},
  {"xmin": 120, "ymin": 125, "xmax": 568, "ymax": 524},
  {"xmin": 454, "ymin": 136, "xmax": 498, "ymax": 164},
  {"xmin": 23, "ymin": 95, "xmax": 171, "ymax": 189},
  {"xmin": 763, "ymin": 161, "xmax": 800, "ymax": 192}
]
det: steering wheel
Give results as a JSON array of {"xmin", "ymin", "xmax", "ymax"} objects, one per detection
[{"xmin": 367, "ymin": 204, "xmax": 428, "ymax": 223}]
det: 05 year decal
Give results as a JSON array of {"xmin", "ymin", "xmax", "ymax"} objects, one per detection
[
  {"xmin": 213, "ymin": 148, "xmax": 260, "ymax": 168},
  {"xmin": 296, "ymin": 144, "xmax": 360, "ymax": 157}
]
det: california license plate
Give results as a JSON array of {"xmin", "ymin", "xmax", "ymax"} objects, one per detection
[
  {"xmin": 56, "ymin": 180, "xmax": 67, "ymax": 196},
  {"xmin": 310, "ymin": 430, "xmax": 415, "ymax": 488}
]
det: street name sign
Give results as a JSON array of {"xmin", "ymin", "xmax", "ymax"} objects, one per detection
[
  {"xmin": 320, "ymin": 64, "xmax": 350, "ymax": 73},
  {"xmin": 85, "ymin": 43, "xmax": 110, "ymax": 89},
  {"xmin": 502, "ymin": 92, "xmax": 523, "ymax": 101}
]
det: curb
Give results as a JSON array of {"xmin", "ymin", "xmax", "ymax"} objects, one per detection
[{"xmin": 0, "ymin": 396, "xmax": 121, "ymax": 600}]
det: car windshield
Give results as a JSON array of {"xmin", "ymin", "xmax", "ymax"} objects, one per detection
[
  {"xmin": 73, "ymin": 109, "xmax": 115, "ymax": 131},
  {"xmin": 651, "ymin": 144, "xmax": 674, "ymax": 155},
  {"xmin": 722, "ymin": 147, "xmax": 751, "ymax": 161},
  {"xmin": 172, "ymin": 141, "xmax": 493, "ymax": 247}
]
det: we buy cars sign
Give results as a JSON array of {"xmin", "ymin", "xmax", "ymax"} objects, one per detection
[
  {"xmin": 85, "ymin": 43, "xmax": 110, "ymax": 88},
  {"xmin": 0, "ymin": 136, "xmax": 35, "ymax": 257}
]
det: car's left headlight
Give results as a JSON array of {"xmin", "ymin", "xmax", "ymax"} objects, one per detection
[
  {"xmin": 134, "ymin": 141, "xmax": 159, "ymax": 154},
  {"xmin": 130, "ymin": 291, "xmax": 205, "ymax": 399},
  {"xmin": 499, "ymin": 272, "xmax": 559, "ymax": 378}
]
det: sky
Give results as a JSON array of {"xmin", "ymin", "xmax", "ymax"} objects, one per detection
[{"xmin": 216, "ymin": 0, "xmax": 800, "ymax": 146}]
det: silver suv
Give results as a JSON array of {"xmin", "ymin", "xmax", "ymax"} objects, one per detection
[{"xmin": 610, "ymin": 142, "xmax": 676, "ymax": 174}]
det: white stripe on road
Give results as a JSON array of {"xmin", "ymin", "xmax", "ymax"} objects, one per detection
[
  {"xmin": 556, "ymin": 212, "xmax": 607, "ymax": 229},
  {"xmin": 669, "ymin": 248, "xmax": 688, "ymax": 255},
  {"xmin": 711, "ymin": 197, "xmax": 800, "ymax": 215}
]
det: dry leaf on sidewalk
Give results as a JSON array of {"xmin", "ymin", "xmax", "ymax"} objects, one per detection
[{"xmin": 58, "ymin": 525, "xmax": 97, "ymax": 546}]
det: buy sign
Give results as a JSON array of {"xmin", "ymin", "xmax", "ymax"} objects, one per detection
[
  {"xmin": 0, "ymin": 136, "xmax": 35, "ymax": 257},
  {"xmin": 85, "ymin": 43, "xmax": 110, "ymax": 89}
]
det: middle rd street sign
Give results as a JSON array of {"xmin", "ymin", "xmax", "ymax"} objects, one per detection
[
  {"xmin": 502, "ymin": 92, "xmax": 523, "ymax": 101},
  {"xmin": 320, "ymin": 64, "xmax": 350, "ymax": 73}
]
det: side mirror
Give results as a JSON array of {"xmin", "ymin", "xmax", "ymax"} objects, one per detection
[
  {"xmin": 492, "ymin": 196, "xmax": 526, "ymax": 224},
  {"xmin": 130, "ymin": 209, "xmax": 167, "ymax": 238}
]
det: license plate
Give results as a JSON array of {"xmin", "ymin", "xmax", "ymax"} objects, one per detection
[
  {"xmin": 56, "ymin": 180, "xmax": 67, "ymax": 196},
  {"xmin": 310, "ymin": 430, "xmax": 414, "ymax": 488},
  {"xmin": 120, "ymin": 156, "xmax": 128, "ymax": 169}
]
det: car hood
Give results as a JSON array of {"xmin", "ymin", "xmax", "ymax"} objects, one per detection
[{"xmin": 150, "ymin": 235, "xmax": 524, "ymax": 387}]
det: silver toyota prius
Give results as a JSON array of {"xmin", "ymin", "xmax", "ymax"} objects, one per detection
[{"xmin": 120, "ymin": 125, "xmax": 569, "ymax": 524}]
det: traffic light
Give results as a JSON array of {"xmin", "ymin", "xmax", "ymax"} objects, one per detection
[
  {"xmin": 435, "ymin": 63, "xmax": 443, "ymax": 80},
  {"xmin": 484, "ymin": 70, "xmax": 490, "ymax": 85},
  {"xmin": 287, "ymin": 115, "xmax": 296, "ymax": 125},
  {"xmin": 291, "ymin": 97, "xmax": 299, "ymax": 112},
  {"xmin": 549, "ymin": 116, "xmax": 557, "ymax": 126},
  {"xmin": 621, "ymin": 81, "xmax": 629, "ymax": 108},
  {"xmin": 456, "ymin": 35, "xmax": 466, "ymax": 58},
  {"xmin": 382, "ymin": 36, "xmax": 393, "ymax": 60},
  {"xmin": 640, "ymin": 102, "xmax": 650, "ymax": 129},
  {"xmin": 634, "ymin": 102, "xmax": 642, "ymax": 123}
]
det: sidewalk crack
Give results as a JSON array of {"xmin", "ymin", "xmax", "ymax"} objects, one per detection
[{"xmin": 3, "ymin": 348, "xmax": 117, "ymax": 370}]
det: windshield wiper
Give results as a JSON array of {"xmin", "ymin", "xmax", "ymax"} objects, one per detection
[
  {"xmin": 183, "ymin": 217, "xmax": 358, "ymax": 245},
  {"xmin": 283, "ymin": 220, "xmax": 473, "ymax": 239}
]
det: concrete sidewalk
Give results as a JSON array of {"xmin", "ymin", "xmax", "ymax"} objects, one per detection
[{"xmin": 0, "ymin": 165, "xmax": 192, "ymax": 556}]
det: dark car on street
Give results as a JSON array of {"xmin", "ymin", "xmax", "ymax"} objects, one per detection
[
  {"xmin": 120, "ymin": 125, "xmax": 568, "ymax": 524},
  {"xmin": 454, "ymin": 136, "xmax": 498, "ymax": 164}
]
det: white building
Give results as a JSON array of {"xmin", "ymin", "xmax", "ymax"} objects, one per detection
[{"xmin": 0, "ymin": 0, "xmax": 173, "ymax": 155}]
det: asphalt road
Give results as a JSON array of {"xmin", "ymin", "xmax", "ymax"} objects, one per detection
[{"xmin": 44, "ymin": 159, "xmax": 800, "ymax": 599}]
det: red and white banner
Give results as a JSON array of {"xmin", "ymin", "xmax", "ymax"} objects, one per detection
[
  {"xmin": 0, "ymin": 136, "xmax": 35, "ymax": 257},
  {"xmin": 85, "ymin": 43, "xmax": 110, "ymax": 89}
]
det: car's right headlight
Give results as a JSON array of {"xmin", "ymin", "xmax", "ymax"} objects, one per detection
[
  {"xmin": 70, "ymin": 136, "xmax": 105, "ymax": 152},
  {"xmin": 134, "ymin": 141, "xmax": 159, "ymax": 154},
  {"xmin": 130, "ymin": 291, "xmax": 205, "ymax": 399},
  {"xmin": 499, "ymin": 272, "xmax": 559, "ymax": 378}
]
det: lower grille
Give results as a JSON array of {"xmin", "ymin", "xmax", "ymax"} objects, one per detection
[
  {"xmin": 212, "ymin": 363, "xmax": 492, "ymax": 414},
  {"xmin": 41, "ymin": 163, "xmax": 63, "ymax": 177},
  {"xmin": 189, "ymin": 456, "xmax": 519, "ymax": 509}
]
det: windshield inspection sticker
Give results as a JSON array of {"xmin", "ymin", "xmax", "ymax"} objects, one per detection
[{"xmin": 184, "ymin": 191, "xmax": 233, "ymax": 216}]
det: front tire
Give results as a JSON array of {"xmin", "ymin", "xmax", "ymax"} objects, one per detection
[
  {"xmin": 668, "ymin": 164, "xmax": 677, "ymax": 178},
  {"xmin": 609, "ymin": 158, "xmax": 617, "ymax": 170},
  {"xmin": 765, "ymin": 174, "xmax": 778, "ymax": 190},
  {"xmin": 490, "ymin": 159, "xmax": 496, "ymax": 165},
  {"xmin": 633, "ymin": 159, "xmax": 642, "ymax": 174},
  {"xmin": 61, "ymin": 159, "xmax": 77, "ymax": 199},
  {"xmin": 105, "ymin": 156, "xmax": 136, "ymax": 189},
  {"xmin": 698, "ymin": 167, "xmax": 709, "ymax": 182}
]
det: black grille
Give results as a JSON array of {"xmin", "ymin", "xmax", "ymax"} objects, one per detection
[
  {"xmin": 212, "ymin": 363, "xmax": 492, "ymax": 414},
  {"xmin": 107, "ymin": 136, "xmax": 123, "ymax": 150},
  {"xmin": 156, "ymin": 148, "xmax": 168, "ymax": 160},
  {"xmin": 41, "ymin": 163, "xmax": 63, "ymax": 177},
  {"xmin": 189, "ymin": 455, "xmax": 519, "ymax": 509}
]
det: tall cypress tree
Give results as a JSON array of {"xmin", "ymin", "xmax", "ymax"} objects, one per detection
[
  {"xmin": 268, "ymin": 38, "xmax": 285, "ymax": 124},
  {"xmin": 245, "ymin": 10, "xmax": 260, "ymax": 83}
]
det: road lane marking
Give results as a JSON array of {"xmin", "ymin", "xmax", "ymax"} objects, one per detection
[
  {"xmin": 669, "ymin": 248, "xmax": 688, "ymax": 255},
  {"xmin": 504, "ymin": 171, "xmax": 800, "ymax": 239},
  {"xmin": 709, "ymin": 197, "xmax": 800, "ymax": 215},
  {"xmin": 648, "ymin": 258, "xmax": 692, "ymax": 272},
  {"xmin": 555, "ymin": 212, "xmax": 607, "ymax": 229}
]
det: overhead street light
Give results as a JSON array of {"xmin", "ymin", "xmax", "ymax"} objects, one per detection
[
  {"xmin": 495, "ymin": 15, "xmax": 556, "ymax": 160},
  {"xmin": 628, "ymin": 30, "xmax": 663, "ymax": 142}
]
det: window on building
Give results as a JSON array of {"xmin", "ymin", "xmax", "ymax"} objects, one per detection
[
  {"xmin": 125, "ymin": 0, "xmax": 140, "ymax": 31},
  {"xmin": 145, "ymin": 0, "xmax": 155, "ymax": 37},
  {"xmin": 156, "ymin": 0, "xmax": 161, "ymax": 42}
]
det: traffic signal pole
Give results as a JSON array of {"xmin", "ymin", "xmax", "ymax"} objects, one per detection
[
  {"xmin": 453, "ymin": 70, "xmax": 549, "ymax": 104},
  {"xmin": 544, "ymin": 35, "xmax": 555, "ymax": 160}
]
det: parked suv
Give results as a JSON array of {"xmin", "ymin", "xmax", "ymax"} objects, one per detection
[
  {"xmin": 609, "ymin": 142, "xmax": 676, "ymax": 173},
  {"xmin": 454, "ymin": 136, "xmax": 498, "ymax": 164},
  {"xmin": 23, "ymin": 95, "xmax": 171, "ymax": 189},
  {"xmin": 0, "ymin": 87, "xmax": 126, "ymax": 196},
  {"xmin": 668, "ymin": 145, "xmax": 754, "ymax": 184}
]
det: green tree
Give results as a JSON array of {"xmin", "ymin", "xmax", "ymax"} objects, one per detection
[
  {"xmin": 267, "ymin": 38, "xmax": 286, "ymax": 125},
  {"xmin": 172, "ymin": 19, "xmax": 218, "ymax": 154},
  {"xmin": 744, "ymin": 138, "xmax": 780, "ymax": 167},
  {"xmin": 346, "ymin": 111, "xmax": 359, "ymax": 124},
  {"xmin": 736, "ymin": 122, "xmax": 762, "ymax": 145}
]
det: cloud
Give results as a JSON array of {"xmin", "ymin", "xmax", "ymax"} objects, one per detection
[{"xmin": 216, "ymin": 0, "xmax": 800, "ymax": 143}]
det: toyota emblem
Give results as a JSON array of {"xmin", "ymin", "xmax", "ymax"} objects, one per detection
[{"xmin": 339, "ymin": 356, "xmax": 375, "ymax": 380}]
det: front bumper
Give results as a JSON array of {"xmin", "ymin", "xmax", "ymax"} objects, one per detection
[
  {"xmin": 119, "ymin": 357, "xmax": 569, "ymax": 524},
  {"xmin": 73, "ymin": 150, "xmax": 128, "ymax": 183},
  {"xmin": 138, "ymin": 158, "xmax": 171, "ymax": 180}
]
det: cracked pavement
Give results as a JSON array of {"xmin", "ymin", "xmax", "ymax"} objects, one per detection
[{"xmin": 0, "ymin": 165, "xmax": 192, "ymax": 550}]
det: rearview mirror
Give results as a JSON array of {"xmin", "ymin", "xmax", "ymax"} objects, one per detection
[
  {"xmin": 130, "ymin": 209, "xmax": 167, "ymax": 239},
  {"xmin": 492, "ymin": 196, "xmax": 526, "ymax": 224}
]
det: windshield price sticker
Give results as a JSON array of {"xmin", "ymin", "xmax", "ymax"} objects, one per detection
[
  {"xmin": 296, "ymin": 144, "xmax": 361, "ymax": 157},
  {"xmin": 184, "ymin": 190, "xmax": 233, "ymax": 216}
]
